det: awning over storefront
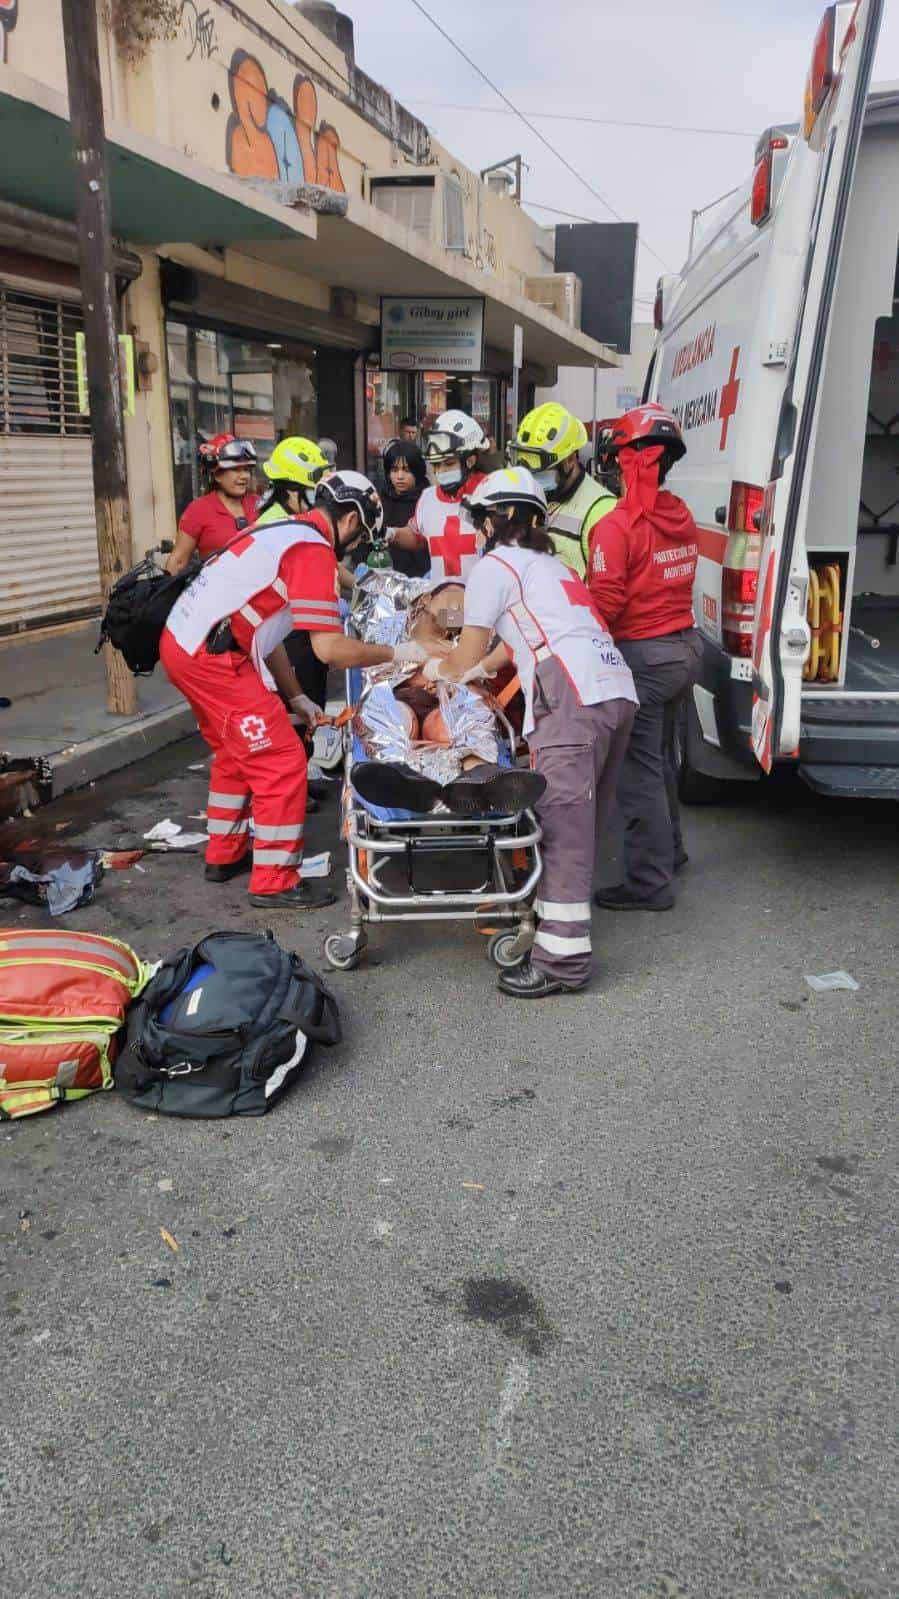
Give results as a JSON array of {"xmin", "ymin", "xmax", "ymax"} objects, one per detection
[
  {"xmin": 240, "ymin": 195, "xmax": 619, "ymax": 374},
  {"xmin": 0, "ymin": 65, "xmax": 618, "ymax": 375},
  {"xmin": 0, "ymin": 67, "xmax": 315, "ymax": 248}
]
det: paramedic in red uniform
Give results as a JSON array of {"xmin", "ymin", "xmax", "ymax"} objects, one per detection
[
  {"xmin": 437, "ymin": 467, "xmax": 638, "ymax": 999},
  {"xmin": 161, "ymin": 471, "xmax": 433, "ymax": 911},
  {"xmin": 166, "ymin": 435, "xmax": 259, "ymax": 574},
  {"xmin": 386, "ymin": 410, "xmax": 488, "ymax": 582},
  {"xmin": 588, "ymin": 405, "xmax": 703, "ymax": 911}
]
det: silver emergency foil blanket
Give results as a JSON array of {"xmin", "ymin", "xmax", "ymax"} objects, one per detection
[
  {"xmin": 438, "ymin": 682, "xmax": 500, "ymax": 765},
  {"xmin": 351, "ymin": 570, "xmax": 431, "ymax": 647},
  {"xmin": 352, "ymin": 683, "xmax": 417, "ymax": 764}
]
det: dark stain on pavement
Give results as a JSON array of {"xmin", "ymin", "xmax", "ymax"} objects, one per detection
[
  {"xmin": 774, "ymin": 1280, "xmax": 793, "ymax": 1295},
  {"xmin": 489, "ymin": 1089, "xmax": 537, "ymax": 1110},
  {"xmin": 310, "ymin": 1135, "xmax": 354, "ymax": 1159},
  {"xmin": 445, "ymin": 1114, "xmax": 475, "ymax": 1131},
  {"xmin": 461, "ymin": 1275, "xmax": 554, "ymax": 1357},
  {"xmin": 816, "ymin": 1154, "xmax": 859, "ymax": 1175}
]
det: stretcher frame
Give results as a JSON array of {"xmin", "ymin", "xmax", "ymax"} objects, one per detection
[{"xmin": 323, "ymin": 654, "xmax": 543, "ymax": 972}]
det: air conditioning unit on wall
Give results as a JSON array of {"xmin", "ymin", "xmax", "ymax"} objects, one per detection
[{"xmin": 523, "ymin": 271, "xmax": 582, "ymax": 328}]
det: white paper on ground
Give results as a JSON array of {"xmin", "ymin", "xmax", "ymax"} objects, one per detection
[
  {"xmin": 143, "ymin": 818, "xmax": 181, "ymax": 841},
  {"xmin": 302, "ymin": 851, "xmax": 332, "ymax": 878},
  {"xmin": 187, "ymin": 762, "xmax": 208, "ymax": 771},
  {"xmin": 804, "ymin": 971, "xmax": 859, "ymax": 993}
]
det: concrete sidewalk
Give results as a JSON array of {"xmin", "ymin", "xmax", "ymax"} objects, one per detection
[{"xmin": 0, "ymin": 620, "xmax": 193, "ymax": 796}]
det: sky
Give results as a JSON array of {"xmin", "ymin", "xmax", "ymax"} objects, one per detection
[{"xmin": 352, "ymin": 0, "xmax": 899, "ymax": 314}]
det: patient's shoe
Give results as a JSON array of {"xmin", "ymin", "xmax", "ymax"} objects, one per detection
[
  {"xmin": 443, "ymin": 763, "xmax": 547, "ymax": 816},
  {"xmin": 351, "ymin": 761, "xmax": 443, "ymax": 814}
]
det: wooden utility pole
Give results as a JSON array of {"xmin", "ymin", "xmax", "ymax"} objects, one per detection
[{"xmin": 61, "ymin": 0, "xmax": 137, "ymax": 714}]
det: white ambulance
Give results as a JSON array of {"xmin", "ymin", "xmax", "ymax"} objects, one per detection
[{"xmin": 649, "ymin": 0, "xmax": 899, "ymax": 800}]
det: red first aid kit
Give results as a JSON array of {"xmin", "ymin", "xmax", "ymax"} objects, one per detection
[{"xmin": 0, "ymin": 930, "xmax": 150, "ymax": 1119}]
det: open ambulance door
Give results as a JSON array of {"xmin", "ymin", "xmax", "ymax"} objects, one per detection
[{"xmin": 751, "ymin": 0, "xmax": 884, "ymax": 771}]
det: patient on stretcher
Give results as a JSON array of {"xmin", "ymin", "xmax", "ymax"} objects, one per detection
[{"xmin": 349, "ymin": 573, "xmax": 544, "ymax": 815}]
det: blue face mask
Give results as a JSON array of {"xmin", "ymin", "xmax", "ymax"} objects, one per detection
[{"xmin": 534, "ymin": 468, "xmax": 559, "ymax": 495}]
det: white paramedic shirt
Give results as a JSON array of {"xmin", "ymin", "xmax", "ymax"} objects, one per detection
[
  {"xmin": 463, "ymin": 543, "xmax": 638, "ymax": 735},
  {"xmin": 409, "ymin": 475, "xmax": 486, "ymax": 583}
]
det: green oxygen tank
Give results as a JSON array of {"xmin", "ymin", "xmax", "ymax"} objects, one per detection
[{"xmin": 366, "ymin": 538, "xmax": 392, "ymax": 570}]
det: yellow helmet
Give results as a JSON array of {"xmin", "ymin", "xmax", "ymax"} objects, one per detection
[
  {"xmin": 510, "ymin": 403, "xmax": 588, "ymax": 471},
  {"xmin": 263, "ymin": 436, "xmax": 330, "ymax": 490}
]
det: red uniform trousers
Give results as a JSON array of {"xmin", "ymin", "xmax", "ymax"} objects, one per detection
[{"xmin": 160, "ymin": 632, "xmax": 307, "ymax": 896}]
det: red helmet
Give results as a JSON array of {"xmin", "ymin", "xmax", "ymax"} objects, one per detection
[
  {"xmin": 606, "ymin": 404, "xmax": 685, "ymax": 461},
  {"xmin": 199, "ymin": 433, "xmax": 257, "ymax": 471}
]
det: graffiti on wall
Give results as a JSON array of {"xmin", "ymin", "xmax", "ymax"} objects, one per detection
[
  {"xmin": 0, "ymin": 0, "xmax": 18, "ymax": 65},
  {"xmin": 225, "ymin": 50, "xmax": 346, "ymax": 193},
  {"xmin": 180, "ymin": 0, "xmax": 218, "ymax": 63}
]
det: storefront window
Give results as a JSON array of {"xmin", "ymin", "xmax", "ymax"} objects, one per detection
[
  {"xmin": 421, "ymin": 373, "xmax": 499, "ymax": 451},
  {"xmin": 166, "ymin": 320, "xmax": 318, "ymax": 517},
  {"xmin": 365, "ymin": 365, "xmax": 415, "ymax": 479}
]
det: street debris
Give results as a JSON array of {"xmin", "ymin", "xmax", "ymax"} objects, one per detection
[
  {"xmin": 157, "ymin": 1178, "xmax": 174, "ymax": 1193},
  {"xmin": 804, "ymin": 970, "xmax": 859, "ymax": 993},
  {"xmin": 143, "ymin": 818, "xmax": 208, "ymax": 850},
  {"xmin": 462, "ymin": 1181, "xmax": 486, "ymax": 1191},
  {"xmin": 303, "ymin": 851, "xmax": 332, "ymax": 879},
  {"xmin": 100, "ymin": 849, "xmax": 144, "ymax": 870},
  {"xmin": 160, "ymin": 1227, "xmax": 179, "ymax": 1253}
]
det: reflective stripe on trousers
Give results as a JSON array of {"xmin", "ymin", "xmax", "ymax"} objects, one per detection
[
  {"xmin": 159, "ymin": 630, "xmax": 308, "ymax": 895},
  {"xmin": 528, "ymin": 661, "xmax": 636, "ymax": 987}
]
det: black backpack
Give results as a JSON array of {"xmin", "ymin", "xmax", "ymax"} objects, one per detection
[
  {"xmin": 116, "ymin": 931, "xmax": 341, "ymax": 1117},
  {"xmin": 95, "ymin": 552, "xmax": 202, "ymax": 676}
]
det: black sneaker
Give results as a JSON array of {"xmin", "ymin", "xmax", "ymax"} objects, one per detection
[
  {"xmin": 498, "ymin": 957, "xmax": 581, "ymax": 998},
  {"xmin": 204, "ymin": 855, "xmax": 251, "ymax": 884},
  {"xmin": 249, "ymin": 882, "xmax": 337, "ymax": 910},
  {"xmin": 594, "ymin": 883, "xmax": 674, "ymax": 912},
  {"xmin": 351, "ymin": 761, "xmax": 442, "ymax": 813},
  {"xmin": 443, "ymin": 763, "xmax": 547, "ymax": 816}
]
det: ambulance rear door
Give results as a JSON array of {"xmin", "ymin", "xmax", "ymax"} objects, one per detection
[{"xmin": 751, "ymin": 0, "xmax": 884, "ymax": 770}]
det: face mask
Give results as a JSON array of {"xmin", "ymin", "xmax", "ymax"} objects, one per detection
[
  {"xmin": 433, "ymin": 461, "xmax": 463, "ymax": 491},
  {"xmin": 534, "ymin": 468, "xmax": 559, "ymax": 495}
]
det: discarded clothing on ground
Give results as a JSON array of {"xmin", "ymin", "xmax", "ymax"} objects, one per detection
[{"xmin": 0, "ymin": 843, "xmax": 102, "ymax": 915}]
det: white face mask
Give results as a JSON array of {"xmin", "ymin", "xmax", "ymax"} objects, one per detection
[{"xmin": 432, "ymin": 461, "xmax": 463, "ymax": 491}]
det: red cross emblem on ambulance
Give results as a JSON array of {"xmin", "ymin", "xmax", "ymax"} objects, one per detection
[{"xmin": 718, "ymin": 347, "xmax": 741, "ymax": 450}]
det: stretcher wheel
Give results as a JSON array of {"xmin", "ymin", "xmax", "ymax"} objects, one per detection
[
  {"xmin": 324, "ymin": 933, "xmax": 364, "ymax": 971},
  {"xmin": 488, "ymin": 930, "xmax": 527, "ymax": 969}
]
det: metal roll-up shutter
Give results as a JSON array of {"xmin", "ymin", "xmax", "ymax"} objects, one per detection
[{"xmin": 0, "ymin": 284, "xmax": 100, "ymax": 636}]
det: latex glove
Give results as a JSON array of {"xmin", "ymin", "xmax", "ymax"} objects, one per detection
[
  {"xmin": 459, "ymin": 662, "xmax": 493, "ymax": 685},
  {"xmin": 391, "ymin": 640, "xmax": 429, "ymax": 666},
  {"xmin": 421, "ymin": 656, "xmax": 443, "ymax": 682},
  {"xmin": 289, "ymin": 693, "xmax": 322, "ymax": 728}
]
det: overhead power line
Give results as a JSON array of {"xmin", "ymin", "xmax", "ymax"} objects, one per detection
[
  {"xmin": 406, "ymin": 100, "xmax": 756, "ymax": 140},
  {"xmin": 405, "ymin": 0, "xmax": 671, "ymax": 272}
]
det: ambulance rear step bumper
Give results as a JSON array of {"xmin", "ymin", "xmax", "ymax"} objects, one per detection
[
  {"xmin": 798, "ymin": 763, "xmax": 899, "ymax": 799},
  {"xmin": 799, "ymin": 697, "xmax": 899, "ymax": 769}
]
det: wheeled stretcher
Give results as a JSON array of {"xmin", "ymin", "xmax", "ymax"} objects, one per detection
[{"xmin": 322, "ymin": 651, "xmax": 543, "ymax": 973}]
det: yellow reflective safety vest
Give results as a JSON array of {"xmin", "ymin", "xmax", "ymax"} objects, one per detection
[{"xmin": 546, "ymin": 472, "xmax": 617, "ymax": 578}]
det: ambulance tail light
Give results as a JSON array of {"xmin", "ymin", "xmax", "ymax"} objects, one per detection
[
  {"xmin": 751, "ymin": 132, "xmax": 789, "ymax": 226},
  {"xmin": 722, "ymin": 482, "xmax": 764, "ymax": 656},
  {"xmin": 804, "ymin": 4, "xmax": 855, "ymax": 141}
]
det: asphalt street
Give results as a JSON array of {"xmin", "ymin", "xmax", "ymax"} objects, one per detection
[{"xmin": 2, "ymin": 739, "xmax": 897, "ymax": 1599}]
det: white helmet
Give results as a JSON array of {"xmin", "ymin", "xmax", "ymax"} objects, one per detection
[
  {"xmin": 464, "ymin": 466, "xmax": 547, "ymax": 523},
  {"xmin": 315, "ymin": 468, "xmax": 384, "ymax": 547},
  {"xmin": 424, "ymin": 409, "xmax": 488, "ymax": 464}
]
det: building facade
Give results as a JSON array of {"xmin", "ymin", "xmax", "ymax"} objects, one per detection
[{"xmin": 0, "ymin": 0, "xmax": 616, "ymax": 636}]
